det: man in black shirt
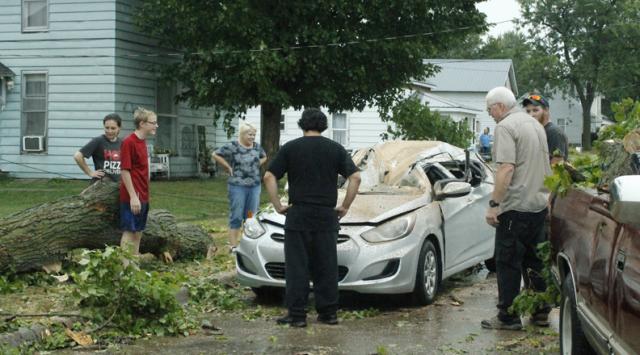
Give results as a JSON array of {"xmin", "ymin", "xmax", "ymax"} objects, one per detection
[
  {"xmin": 522, "ymin": 94, "xmax": 569, "ymax": 165},
  {"xmin": 264, "ymin": 108, "xmax": 361, "ymax": 328},
  {"xmin": 522, "ymin": 93, "xmax": 566, "ymax": 327}
]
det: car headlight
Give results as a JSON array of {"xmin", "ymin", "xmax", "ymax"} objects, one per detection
[
  {"xmin": 244, "ymin": 217, "xmax": 266, "ymax": 239},
  {"xmin": 361, "ymin": 213, "xmax": 416, "ymax": 243}
]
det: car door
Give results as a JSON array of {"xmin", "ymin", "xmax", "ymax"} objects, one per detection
[
  {"xmin": 611, "ymin": 224, "xmax": 640, "ymax": 354},
  {"xmin": 433, "ymin": 162, "xmax": 494, "ymax": 274},
  {"xmin": 585, "ymin": 196, "xmax": 618, "ymax": 326}
]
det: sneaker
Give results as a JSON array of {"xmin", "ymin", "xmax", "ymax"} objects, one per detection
[
  {"xmin": 530, "ymin": 312, "xmax": 550, "ymax": 327},
  {"xmin": 317, "ymin": 313, "xmax": 339, "ymax": 325},
  {"xmin": 481, "ymin": 316, "xmax": 523, "ymax": 330},
  {"xmin": 276, "ymin": 315, "xmax": 307, "ymax": 328}
]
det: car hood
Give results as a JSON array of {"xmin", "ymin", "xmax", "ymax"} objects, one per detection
[
  {"xmin": 259, "ymin": 191, "xmax": 430, "ymax": 226},
  {"xmin": 340, "ymin": 193, "xmax": 430, "ymax": 224}
]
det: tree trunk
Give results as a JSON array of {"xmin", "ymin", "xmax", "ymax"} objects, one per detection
[
  {"xmin": 581, "ymin": 98, "xmax": 594, "ymax": 150},
  {"xmin": 599, "ymin": 140, "xmax": 636, "ymax": 187},
  {"xmin": 260, "ymin": 102, "xmax": 282, "ymax": 166},
  {"xmin": 0, "ymin": 181, "xmax": 212, "ymax": 273}
]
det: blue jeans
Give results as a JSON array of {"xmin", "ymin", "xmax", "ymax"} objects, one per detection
[{"xmin": 228, "ymin": 183, "xmax": 261, "ymax": 229}]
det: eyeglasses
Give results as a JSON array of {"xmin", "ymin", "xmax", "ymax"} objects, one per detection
[
  {"xmin": 486, "ymin": 103, "xmax": 497, "ymax": 114},
  {"xmin": 146, "ymin": 121, "xmax": 159, "ymax": 126}
]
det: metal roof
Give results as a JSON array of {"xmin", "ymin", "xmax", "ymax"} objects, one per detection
[
  {"xmin": 0, "ymin": 62, "xmax": 15, "ymax": 78},
  {"xmin": 420, "ymin": 59, "xmax": 517, "ymax": 94},
  {"xmin": 417, "ymin": 92, "xmax": 481, "ymax": 115}
]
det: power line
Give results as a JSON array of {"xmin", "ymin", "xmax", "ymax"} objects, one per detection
[
  {"xmin": 2, "ymin": 16, "xmax": 636, "ymax": 60},
  {"xmin": 0, "ymin": 20, "xmax": 516, "ymax": 60},
  {"xmin": 0, "ymin": 157, "xmax": 78, "ymax": 179},
  {"xmin": 0, "ymin": 156, "xmax": 230, "ymax": 203}
]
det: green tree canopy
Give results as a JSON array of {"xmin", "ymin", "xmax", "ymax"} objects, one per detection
[
  {"xmin": 519, "ymin": 0, "xmax": 640, "ymax": 149},
  {"xmin": 477, "ymin": 32, "xmax": 561, "ymax": 96},
  {"xmin": 381, "ymin": 96, "xmax": 474, "ymax": 148},
  {"xmin": 136, "ymin": 0, "xmax": 486, "ymax": 157}
]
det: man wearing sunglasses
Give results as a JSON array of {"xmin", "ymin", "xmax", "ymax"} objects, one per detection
[{"xmin": 522, "ymin": 94, "xmax": 569, "ymax": 165}]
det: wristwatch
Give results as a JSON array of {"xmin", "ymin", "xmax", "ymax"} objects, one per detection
[{"xmin": 489, "ymin": 200, "xmax": 500, "ymax": 208}]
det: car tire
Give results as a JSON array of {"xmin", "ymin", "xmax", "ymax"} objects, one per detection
[
  {"xmin": 560, "ymin": 274, "xmax": 595, "ymax": 355},
  {"xmin": 252, "ymin": 287, "xmax": 283, "ymax": 302},
  {"xmin": 412, "ymin": 239, "xmax": 440, "ymax": 306},
  {"xmin": 484, "ymin": 256, "xmax": 496, "ymax": 273}
]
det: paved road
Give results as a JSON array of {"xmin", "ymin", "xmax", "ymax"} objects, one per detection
[{"xmin": 59, "ymin": 269, "xmax": 560, "ymax": 354}]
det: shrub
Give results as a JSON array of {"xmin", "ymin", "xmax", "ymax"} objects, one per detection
[
  {"xmin": 380, "ymin": 95, "xmax": 474, "ymax": 148},
  {"xmin": 71, "ymin": 247, "xmax": 193, "ymax": 336}
]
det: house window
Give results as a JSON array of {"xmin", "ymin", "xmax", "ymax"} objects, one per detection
[
  {"xmin": 22, "ymin": 0, "xmax": 48, "ymax": 32},
  {"xmin": 280, "ymin": 114, "xmax": 285, "ymax": 131},
  {"xmin": 21, "ymin": 72, "xmax": 47, "ymax": 152},
  {"xmin": 180, "ymin": 125, "xmax": 196, "ymax": 157},
  {"xmin": 155, "ymin": 82, "xmax": 177, "ymax": 154},
  {"xmin": 557, "ymin": 118, "xmax": 567, "ymax": 132},
  {"xmin": 0, "ymin": 78, "xmax": 6, "ymax": 110},
  {"xmin": 332, "ymin": 113, "xmax": 348, "ymax": 145}
]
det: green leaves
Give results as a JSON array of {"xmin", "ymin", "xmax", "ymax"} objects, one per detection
[
  {"xmin": 0, "ymin": 268, "xmax": 56, "ymax": 294},
  {"xmin": 70, "ymin": 247, "xmax": 191, "ymax": 336},
  {"xmin": 380, "ymin": 95, "xmax": 474, "ymax": 148},
  {"xmin": 0, "ymin": 274, "xmax": 24, "ymax": 294},
  {"xmin": 186, "ymin": 277, "xmax": 246, "ymax": 312},
  {"xmin": 544, "ymin": 163, "xmax": 576, "ymax": 197},
  {"xmin": 518, "ymin": 0, "xmax": 640, "ymax": 147},
  {"xmin": 135, "ymin": 0, "xmax": 486, "ymax": 135},
  {"xmin": 509, "ymin": 241, "xmax": 561, "ymax": 317},
  {"xmin": 544, "ymin": 151, "xmax": 601, "ymax": 196},
  {"xmin": 599, "ymin": 98, "xmax": 640, "ymax": 141},
  {"xmin": 338, "ymin": 307, "xmax": 380, "ymax": 320}
]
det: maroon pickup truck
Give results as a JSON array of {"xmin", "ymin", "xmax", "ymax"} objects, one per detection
[{"xmin": 550, "ymin": 175, "xmax": 640, "ymax": 355}]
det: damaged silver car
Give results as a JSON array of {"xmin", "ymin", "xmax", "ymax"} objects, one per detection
[{"xmin": 235, "ymin": 141, "xmax": 496, "ymax": 305}]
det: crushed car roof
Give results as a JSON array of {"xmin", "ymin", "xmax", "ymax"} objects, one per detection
[{"xmin": 353, "ymin": 140, "xmax": 466, "ymax": 188}]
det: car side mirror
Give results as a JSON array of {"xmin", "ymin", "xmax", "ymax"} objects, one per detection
[
  {"xmin": 609, "ymin": 175, "xmax": 640, "ymax": 225},
  {"xmin": 434, "ymin": 180, "xmax": 471, "ymax": 200}
]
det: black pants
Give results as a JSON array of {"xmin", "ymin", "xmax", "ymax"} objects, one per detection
[
  {"xmin": 283, "ymin": 229, "xmax": 338, "ymax": 320},
  {"xmin": 495, "ymin": 209, "xmax": 549, "ymax": 321}
]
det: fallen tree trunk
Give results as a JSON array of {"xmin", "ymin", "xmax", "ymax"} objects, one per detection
[
  {"xmin": 598, "ymin": 139, "xmax": 637, "ymax": 187},
  {"xmin": 0, "ymin": 181, "xmax": 212, "ymax": 273}
]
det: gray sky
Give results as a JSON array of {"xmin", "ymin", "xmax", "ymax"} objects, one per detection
[{"xmin": 476, "ymin": 0, "xmax": 521, "ymax": 37}]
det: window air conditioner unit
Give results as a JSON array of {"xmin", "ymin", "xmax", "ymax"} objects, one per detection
[{"xmin": 23, "ymin": 136, "xmax": 44, "ymax": 152}]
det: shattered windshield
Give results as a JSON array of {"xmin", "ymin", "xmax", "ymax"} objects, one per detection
[
  {"xmin": 339, "ymin": 146, "xmax": 430, "ymax": 193},
  {"xmin": 337, "ymin": 141, "xmax": 479, "ymax": 194}
]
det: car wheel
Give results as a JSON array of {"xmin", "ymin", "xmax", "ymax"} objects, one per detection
[
  {"xmin": 484, "ymin": 256, "xmax": 496, "ymax": 273},
  {"xmin": 252, "ymin": 287, "xmax": 283, "ymax": 302},
  {"xmin": 412, "ymin": 239, "xmax": 440, "ymax": 306},
  {"xmin": 560, "ymin": 274, "xmax": 595, "ymax": 355}
]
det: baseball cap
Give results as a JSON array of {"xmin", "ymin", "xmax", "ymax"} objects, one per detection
[{"xmin": 522, "ymin": 94, "xmax": 549, "ymax": 109}]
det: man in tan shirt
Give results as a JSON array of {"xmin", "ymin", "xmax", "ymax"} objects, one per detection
[{"xmin": 482, "ymin": 87, "xmax": 552, "ymax": 330}]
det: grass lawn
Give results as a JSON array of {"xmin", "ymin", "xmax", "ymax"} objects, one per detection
[
  {"xmin": 0, "ymin": 176, "xmax": 271, "ymax": 227},
  {"xmin": 0, "ymin": 176, "xmax": 284, "ymax": 352}
]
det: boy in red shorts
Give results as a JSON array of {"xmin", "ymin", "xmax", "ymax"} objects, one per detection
[{"xmin": 119, "ymin": 107, "xmax": 158, "ymax": 256}]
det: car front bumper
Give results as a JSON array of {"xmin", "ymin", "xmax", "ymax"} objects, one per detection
[{"xmin": 235, "ymin": 223, "xmax": 424, "ymax": 294}]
